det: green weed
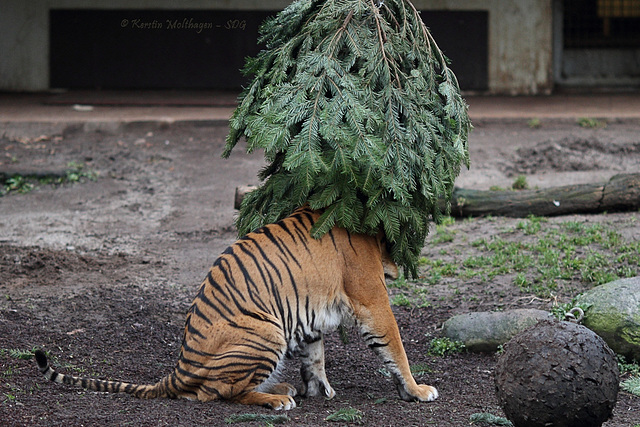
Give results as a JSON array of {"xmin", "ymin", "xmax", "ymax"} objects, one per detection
[
  {"xmin": 325, "ymin": 407, "xmax": 364, "ymax": 423},
  {"xmin": 388, "ymin": 274, "xmax": 433, "ymax": 308},
  {"xmin": 577, "ymin": 117, "xmax": 607, "ymax": 129},
  {"xmin": 515, "ymin": 215, "xmax": 546, "ymax": 235},
  {"xmin": 390, "ymin": 293, "xmax": 412, "ymax": 307},
  {"xmin": 527, "ymin": 118, "xmax": 541, "ymax": 129},
  {"xmin": 549, "ymin": 299, "xmax": 591, "ymax": 321},
  {"xmin": 64, "ymin": 161, "xmax": 98, "ymax": 183},
  {"xmin": 428, "ymin": 337, "xmax": 465, "ymax": 357},
  {"xmin": 409, "ymin": 363, "xmax": 432, "ymax": 376},
  {"xmin": 432, "ymin": 216, "xmax": 457, "ymax": 244},
  {"xmin": 1, "ymin": 162, "xmax": 97, "ymax": 196},
  {"xmin": 3, "ymin": 175, "xmax": 34, "ymax": 194},
  {"xmin": 617, "ymin": 355, "xmax": 640, "ymax": 376},
  {"xmin": 621, "ymin": 376, "xmax": 640, "ymax": 397},
  {"xmin": 470, "ymin": 412, "xmax": 513, "ymax": 426},
  {"xmin": 6, "ymin": 348, "xmax": 36, "ymax": 360},
  {"xmin": 512, "ymin": 175, "xmax": 529, "ymax": 190}
]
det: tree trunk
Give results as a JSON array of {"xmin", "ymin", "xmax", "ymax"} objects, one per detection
[{"xmin": 235, "ymin": 173, "xmax": 640, "ymax": 218}]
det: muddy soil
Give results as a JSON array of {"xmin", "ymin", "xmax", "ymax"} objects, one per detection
[{"xmin": 0, "ymin": 119, "xmax": 639, "ymax": 426}]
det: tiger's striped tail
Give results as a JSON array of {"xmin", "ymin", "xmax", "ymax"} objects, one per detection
[{"xmin": 34, "ymin": 350, "xmax": 171, "ymax": 399}]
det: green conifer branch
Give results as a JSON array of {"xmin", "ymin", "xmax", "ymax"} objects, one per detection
[{"xmin": 223, "ymin": 0, "xmax": 471, "ymax": 277}]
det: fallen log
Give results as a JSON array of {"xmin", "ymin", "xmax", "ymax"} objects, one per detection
[
  {"xmin": 450, "ymin": 173, "xmax": 640, "ymax": 217},
  {"xmin": 234, "ymin": 173, "xmax": 640, "ymax": 218}
]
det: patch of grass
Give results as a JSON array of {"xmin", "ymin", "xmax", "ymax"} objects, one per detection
[
  {"xmin": 515, "ymin": 215, "xmax": 547, "ymax": 235},
  {"xmin": 427, "ymin": 337, "xmax": 466, "ymax": 357},
  {"xmin": 527, "ymin": 118, "xmax": 541, "ymax": 129},
  {"xmin": 4, "ymin": 175, "xmax": 35, "ymax": 194},
  {"xmin": 3, "ymin": 348, "xmax": 37, "ymax": 361},
  {"xmin": 421, "ymin": 215, "xmax": 639, "ymax": 298},
  {"xmin": 621, "ymin": 376, "xmax": 640, "ymax": 397},
  {"xmin": 511, "ymin": 175, "xmax": 529, "ymax": 190},
  {"xmin": 390, "ymin": 290, "xmax": 431, "ymax": 309},
  {"xmin": 617, "ymin": 355, "xmax": 640, "ymax": 376},
  {"xmin": 432, "ymin": 216, "xmax": 457, "ymax": 244},
  {"xmin": 390, "ymin": 293, "xmax": 412, "ymax": 307},
  {"xmin": 2, "ymin": 365, "xmax": 15, "ymax": 378},
  {"xmin": 577, "ymin": 117, "xmax": 607, "ymax": 129},
  {"xmin": 1, "ymin": 162, "xmax": 97, "ymax": 196},
  {"xmin": 388, "ymin": 275, "xmax": 433, "ymax": 308},
  {"xmin": 64, "ymin": 161, "xmax": 98, "ymax": 183},
  {"xmin": 470, "ymin": 412, "xmax": 513, "ymax": 426},
  {"xmin": 325, "ymin": 407, "xmax": 364, "ymax": 423},
  {"xmin": 409, "ymin": 363, "xmax": 432, "ymax": 376},
  {"xmin": 387, "ymin": 275, "xmax": 411, "ymax": 290}
]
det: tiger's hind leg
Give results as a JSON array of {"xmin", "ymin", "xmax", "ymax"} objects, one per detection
[
  {"xmin": 236, "ymin": 355, "xmax": 297, "ymax": 409},
  {"xmin": 258, "ymin": 382, "xmax": 297, "ymax": 397},
  {"xmin": 212, "ymin": 348, "xmax": 298, "ymax": 410},
  {"xmin": 299, "ymin": 336, "xmax": 335, "ymax": 399},
  {"xmin": 220, "ymin": 319, "xmax": 297, "ymax": 410}
]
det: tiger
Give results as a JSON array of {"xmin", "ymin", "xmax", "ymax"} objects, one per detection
[{"xmin": 34, "ymin": 205, "xmax": 438, "ymax": 410}]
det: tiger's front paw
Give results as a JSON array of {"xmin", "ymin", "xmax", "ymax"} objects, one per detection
[
  {"xmin": 413, "ymin": 384, "xmax": 438, "ymax": 402},
  {"xmin": 398, "ymin": 383, "xmax": 439, "ymax": 402}
]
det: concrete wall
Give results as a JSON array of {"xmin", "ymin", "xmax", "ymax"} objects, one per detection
[
  {"xmin": 0, "ymin": 1, "xmax": 49, "ymax": 91},
  {"xmin": 562, "ymin": 49, "xmax": 640, "ymax": 87},
  {"xmin": 0, "ymin": 0, "xmax": 553, "ymax": 94},
  {"xmin": 414, "ymin": 0, "xmax": 554, "ymax": 95}
]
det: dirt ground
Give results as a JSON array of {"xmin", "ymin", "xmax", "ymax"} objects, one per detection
[{"xmin": 1, "ymin": 118, "xmax": 639, "ymax": 426}]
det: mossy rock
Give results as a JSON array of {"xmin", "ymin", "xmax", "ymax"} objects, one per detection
[{"xmin": 575, "ymin": 276, "xmax": 640, "ymax": 361}]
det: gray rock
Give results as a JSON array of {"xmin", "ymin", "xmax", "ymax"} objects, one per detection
[
  {"xmin": 575, "ymin": 276, "xmax": 640, "ymax": 361},
  {"xmin": 442, "ymin": 309, "xmax": 551, "ymax": 352}
]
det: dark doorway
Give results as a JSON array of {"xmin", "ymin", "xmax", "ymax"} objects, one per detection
[
  {"xmin": 50, "ymin": 9, "xmax": 277, "ymax": 89},
  {"xmin": 421, "ymin": 10, "xmax": 489, "ymax": 91},
  {"xmin": 559, "ymin": 0, "xmax": 640, "ymax": 87},
  {"xmin": 50, "ymin": 9, "xmax": 488, "ymax": 91}
]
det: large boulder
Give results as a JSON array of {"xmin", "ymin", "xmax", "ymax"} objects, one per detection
[
  {"xmin": 495, "ymin": 320, "xmax": 619, "ymax": 427},
  {"xmin": 442, "ymin": 309, "xmax": 551, "ymax": 352},
  {"xmin": 575, "ymin": 276, "xmax": 640, "ymax": 361}
]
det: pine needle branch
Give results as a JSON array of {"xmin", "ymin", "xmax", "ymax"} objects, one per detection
[{"xmin": 224, "ymin": 0, "xmax": 471, "ymax": 277}]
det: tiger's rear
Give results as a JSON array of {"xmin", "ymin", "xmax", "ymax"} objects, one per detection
[{"xmin": 34, "ymin": 206, "xmax": 437, "ymax": 409}]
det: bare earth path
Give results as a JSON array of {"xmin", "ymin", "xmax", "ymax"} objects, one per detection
[{"xmin": 0, "ymin": 119, "xmax": 639, "ymax": 426}]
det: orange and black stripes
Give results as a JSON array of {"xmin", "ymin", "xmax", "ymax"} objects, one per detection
[
  {"xmin": 33, "ymin": 206, "xmax": 343, "ymax": 402},
  {"xmin": 34, "ymin": 205, "xmax": 434, "ymax": 409}
]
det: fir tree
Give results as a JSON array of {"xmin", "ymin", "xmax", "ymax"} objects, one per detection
[{"xmin": 223, "ymin": 0, "xmax": 471, "ymax": 277}]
